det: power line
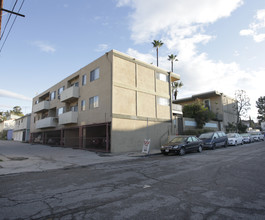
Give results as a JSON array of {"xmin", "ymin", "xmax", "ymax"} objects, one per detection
[
  {"xmin": 0, "ymin": 0, "xmax": 25, "ymax": 54},
  {"xmin": 0, "ymin": 0, "xmax": 18, "ymax": 41}
]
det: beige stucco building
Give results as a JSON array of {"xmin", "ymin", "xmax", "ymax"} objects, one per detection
[
  {"xmin": 173, "ymin": 91, "xmax": 237, "ymax": 131},
  {"xmin": 30, "ymin": 50, "xmax": 180, "ymax": 153}
]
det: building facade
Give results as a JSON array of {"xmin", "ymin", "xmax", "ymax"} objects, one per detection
[
  {"xmin": 173, "ymin": 91, "xmax": 237, "ymax": 131},
  {"xmin": 13, "ymin": 114, "xmax": 31, "ymax": 142},
  {"xmin": 30, "ymin": 50, "xmax": 180, "ymax": 152}
]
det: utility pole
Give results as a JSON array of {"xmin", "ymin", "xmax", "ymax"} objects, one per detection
[
  {"xmin": 0, "ymin": 0, "xmax": 3, "ymax": 36},
  {"xmin": 0, "ymin": 0, "xmax": 25, "ymax": 37}
]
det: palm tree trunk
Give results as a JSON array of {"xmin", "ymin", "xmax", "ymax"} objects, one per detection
[
  {"xmin": 171, "ymin": 60, "xmax": 173, "ymax": 72},
  {"xmin": 156, "ymin": 48, "xmax": 159, "ymax": 66}
]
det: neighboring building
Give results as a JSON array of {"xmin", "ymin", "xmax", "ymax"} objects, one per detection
[
  {"xmin": 0, "ymin": 114, "xmax": 21, "ymax": 140},
  {"xmin": 30, "ymin": 50, "xmax": 180, "ymax": 153},
  {"xmin": 173, "ymin": 91, "xmax": 237, "ymax": 131},
  {"xmin": 0, "ymin": 114, "xmax": 20, "ymax": 132},
  {"xmin": 13, "ymin": 114, "xmax": 31, "ymax": 142}
]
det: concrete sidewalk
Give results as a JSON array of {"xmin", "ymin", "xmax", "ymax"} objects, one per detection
[{"xmin": 0, "ymin": 140, "xmax": 160, "ymax": 176}]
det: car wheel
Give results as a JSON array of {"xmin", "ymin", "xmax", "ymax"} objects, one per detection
[
  {"xmin": 179, "ymin": 147, "xmax": 185, "ymax": 156},
  {"xmin": 212, "ymin": 144, "xmax": 216, "ymax": 150},
  {"xmin": 235, "ymin": 141, "xmax": 237, "ymax": 146},
  {"xmin": 224, "ymin": 141, "xmax": 228, "ymax": 148},
  {"xmin": 198, "ymin": 145, "xmax": 202, "ymax": 153},
  {"xmin": 163, "ymin": 152, "xmax": 168, "ymax": 156}
]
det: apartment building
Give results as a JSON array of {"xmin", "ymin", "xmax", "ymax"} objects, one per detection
[
  {"xmin": 13, "ymin": 114, "xmax": 31, "ymax": 142},
  {"xmin": 173, "ymin": 91, "xmax": 237, "ymax": 130},
  {"xmin": 30, "ymin": 50, "xmax": 180, "ymax": 153}
]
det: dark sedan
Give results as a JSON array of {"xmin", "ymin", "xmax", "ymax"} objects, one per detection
[{"xmin": 161, "ymin": 135, "xmax": 203, "ymax": 156}]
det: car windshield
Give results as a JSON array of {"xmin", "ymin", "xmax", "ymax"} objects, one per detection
[
  {"xmin": 227, "ymin": 133, "xmax": 236, "ymax": 138},
  {"xmin": 199, "ymin": 133, "xmax": 213, "ymax": 139},
  {"xmin": 241, "ymin": 133, "xmax": 248, "ymax": 137},
  {"xmin": 169, "ymin": 137, "xmax": 187, "ymax": 144}
]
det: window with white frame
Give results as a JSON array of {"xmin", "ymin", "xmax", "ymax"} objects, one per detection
[
  {"xmin": 81, "ymin": 100, "xmax": 86, "ymax": 111},
  {"xmin": 90, "ymin": 68, "xmax": 99, "ymax": 82},
  {"xmin": 50, "ymin": 91, "xmax": 56, "ymax": 100},
  {"xmin": 157, "ymin": 97, "xmax": 169, "ymax": 106},
  {"xmin": 82, "ymin": 74, "xmax": 86, "ymax": 86},
  {"xmin": 89, "ymin": 96, "xmax": 99, "ymax": 109},
  {"xmin": 156, "ymin": 72, "xmax": 168, "ymax": 82}
]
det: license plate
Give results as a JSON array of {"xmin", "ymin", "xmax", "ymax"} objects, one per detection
[{"xmin": 165, "ymin": 149, "xmax": 169, "ymax": 152}]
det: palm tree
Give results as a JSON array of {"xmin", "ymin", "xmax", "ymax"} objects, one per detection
[
  {"xmin": 168, "ymin": 54, "xmax": 178, "ymax": 72},
  {"xmin": 172, "ymin": 81, "xmax": 183, "ymax": 100},
  {"xmin": 152, "ymin": 40, "xmax": 164, "ymax": 67}
]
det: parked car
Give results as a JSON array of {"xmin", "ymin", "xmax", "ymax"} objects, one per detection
[
  {"xmin": 199, "ymin": 131, "xmax": 228, "ymax": 150},
  {"xmin": 161, "ymin": 135, "xmax": 203, "ymax": 156},
  {"xmin": 257, "ymin": 132, "xmax": 264, "ymax": 141},
  {"xmin": 227, "ymin": 133, "xmax": 244, "ymax": 146},
  {"xmin": 249, "ymin": 132, "xmax": 264, "ymax": 141},
  {"xmin": 240, "ymin": 133, "xmax": 254, "ymax": 144}
]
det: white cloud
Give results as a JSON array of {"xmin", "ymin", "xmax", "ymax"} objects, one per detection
[
  {"xmin": 239, "ymin": 9, "xmax": 265, "ymax": 42},
  {"xmin": 32, "ymin": 41, "xmax": 56, "ymax": 53},
  {"xmin": 117, "ymin": 0, "xmax": 243, "ymax": 43},
  {"xmin": 95, "ymin": 44, "xmax": 109, "ymax": 52},
  {"xmin": 0, "ymin": 89, "xmax": 32, "ymax": 101}
]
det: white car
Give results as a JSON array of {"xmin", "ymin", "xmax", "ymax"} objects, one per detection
[
  {"xmin": 240, "ymin": 133, "xmax": 254, "ymax": 143},
  {"xmin": 249, "ymin": 132, "xmax": 264, "ymax": 141},
  {"xmin": 227, "ymin": 133, "xmax": 244, "ymax": 146}
]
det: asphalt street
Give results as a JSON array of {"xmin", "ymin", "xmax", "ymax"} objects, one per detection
[{"xmin": 1, "ymin": 141, "xmax": 265, "ymax": 219}]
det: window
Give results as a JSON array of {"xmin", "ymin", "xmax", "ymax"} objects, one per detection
[
  {"xmin": 82, "ymin": 74, "xmax": 86, "ymax": 86},
  {"xmin": 156, "ymin": 72, "xmax": 168, "ymax": 82},
  {"xmin": 204, "ymin": 99, "xmax": 211, "ymax": 110},
  {"xmin": 71, "ymin": 105, "xmax": 78, "ymax": 112},
  {"xmin": 74, "ymin": 82, "xmax": 79, "ymax": 87},
  {"xmin": 90, "ymin": 68, "xmax": 99, "ymax": 82},
  {"xmin": 157, "ymin": 97, "xmax": 169, "ymax": 106},
  {"xmin": 81, "ymin": 100, "xmax": 86, "ymax": 111},
  {"xmin": 58, "ymin": 107, "xmax": 64, "ymax": 115},
  {"xmin": 89, "ymin": 96, "xmax": 99, "ymax": 109},
  {"xmin": 58, "ymin": 86, "xmax": 64, "ymax": 95},
  {"xmin": 50, "ymin": 91, "xmax": 56, "ymax": 100}
]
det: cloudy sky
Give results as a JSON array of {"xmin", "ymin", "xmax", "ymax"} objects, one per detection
[{"xmin": 0, "ymin": 0, "xmax": 264, "ymax": 120}]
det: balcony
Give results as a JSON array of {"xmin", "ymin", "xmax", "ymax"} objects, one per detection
[
  {"xmin": 36, "ymin": 117, "xmax": 57, "ymax": 129},
  {"xmin": 59, "ymin": 111, "xmax": 78, "ymax": 125},
  {"xmin": 33, "ymin": 101, "xmax": 50, "ymax": 113},
  {"xmin": 60, "ymin": 86, "xmax": 79, "ymax": 102},
  {"xmin": 172, "ymin": 104, "xmax": 183, "ymax": 115}
]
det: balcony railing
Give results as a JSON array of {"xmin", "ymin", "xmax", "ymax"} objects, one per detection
[
  {"xmin": 33, "ymin": 101, "xmax": 50, "ymax": 113},
  {"xmin": 36, "ymin": 117, "xmax": 57, "ymax": 129},
  {"xmin": 172, "ymin": 104, "xmax": 183, "ymax": 115},
  {"xmin": 60, "ymin": 86, "xmax": 79, "ymax": 102},
  {"xmin": 59, "ymin": 111, "xmax": 78, "ymax": 125}
]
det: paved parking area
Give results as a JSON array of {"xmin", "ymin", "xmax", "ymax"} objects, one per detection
[{"xmin": 0, "ymin": 140, "xmax": 152, "ymax": 175}]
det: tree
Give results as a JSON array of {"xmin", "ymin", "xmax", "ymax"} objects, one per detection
[
  {"xmin": 183, "ymin": 99, "xmax": 215, "ymax": 129},
  {"xmin": 0, "ymin": 106, "xmax": 24, "ymax": 122},
  {"xmin": 233, "ymin": 90, "xmax": 251, "ymax": 131},
  {"xmin": 10, "ymin": 106, "xmax": 24, "ymax": 116},
  {"xmin": 168, "ymin": 54, "xmax": 178, "ymax": 72},
  {"xmin": 256, "ymin": 96, "xmax": 265, "ymax": 124},
  {"xmin": 152, "ymin": 40, "xmax": 164, "ymax": 67},
  {"xmin": 171, "ymin": 81, "xmax": 183, "ymax": 100}
]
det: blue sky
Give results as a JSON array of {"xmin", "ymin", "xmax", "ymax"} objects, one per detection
[{"xmin": 0, "ymin": 0, "xmax": 264, "ymax": 121}]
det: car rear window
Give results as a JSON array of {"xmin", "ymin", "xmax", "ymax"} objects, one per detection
[{"xmin": 199, "ymin": 133, "xmax": 213, "ymax": 139}]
